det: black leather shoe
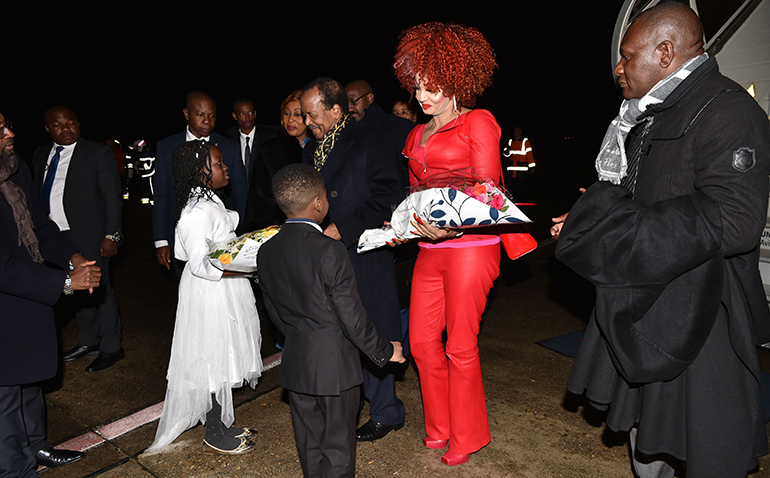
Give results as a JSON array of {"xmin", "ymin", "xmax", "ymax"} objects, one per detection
[
  {"xmin": 35, "ymin": 445, "xmax": 85, "ymax": 468},
  {"xmin": 355, "ymin": 419, "xmax": 404, "ymax": 442},
  {"xmin": 85, "ymin": 348, "xmax": 125, "ymax": 372},
  {"xmin": 62, "ymin": 344, "xmax": 99, "ymax": 362}
]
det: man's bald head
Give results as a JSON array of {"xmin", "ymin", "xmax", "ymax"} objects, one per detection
[
  {"xmin": 44, "ymin": 105, "xmax": 77, "ymax": 123},
  {"xmin": 345, "ymin": 80, "xmax": 374, "ymax": 121},
  {"xmin": 346, "ymin": 80, "xmax": 372, "ymax": 95},
  {"xmin": 185, "ymin": 90, "xmax": 215, "ymax": 110},
  {"xmin": 615, "ymin": 2, "xmax": 705, "ymax": 99},
  {"xmin": 632, "ymin": 2, "xmax": 704, "ymax": 65},
  {"xmin": 183, "ymin": 90, "xmax": 217, "ymax": 138}
]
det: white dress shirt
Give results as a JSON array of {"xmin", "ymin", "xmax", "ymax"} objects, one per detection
[
  {"xmin": 239, "ymin": 128, "xmax": 256, "ymax": 168},
  {"xmin": 155, "ymin": 129, "xmax": 211, "ymax": 249},
  {"xmin": 45, "ymin": 142, "xmax": 77, "ymax": 231},
  {"xmin": 186, "ymin": 127, "xmax": 210, "ymax": 143}
]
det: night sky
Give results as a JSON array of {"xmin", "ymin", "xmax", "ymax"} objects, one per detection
[{"xmin": 5, "ymin": 2, "xmax": 623, "ymax": 173}]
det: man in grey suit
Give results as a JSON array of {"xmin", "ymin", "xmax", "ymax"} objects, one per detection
[{"xmin": 32, "ymin": 105, "xmax": 124, "ymax": 372}]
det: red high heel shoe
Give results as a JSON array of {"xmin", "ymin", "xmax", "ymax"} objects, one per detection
[
  {"xmin": 441, "ymin": 449, "xmax": 470, "ymax": 466},
  {"xmin": 422, "ymin": 437, "xmax": 448, "ymax": 449}
]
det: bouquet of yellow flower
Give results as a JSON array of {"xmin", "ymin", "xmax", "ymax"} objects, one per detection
[{"xmin": 208, "ymin": 225, "xmax": 280, "ymax": 272}]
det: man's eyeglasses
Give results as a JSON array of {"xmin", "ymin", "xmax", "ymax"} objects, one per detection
[
  {"xmin": 348, "ymin": 94, "xmax": 367, "ymax": 105},
  {"xmin": 0, "ymin": 121, "xmax": 12, "ymax": 138}
]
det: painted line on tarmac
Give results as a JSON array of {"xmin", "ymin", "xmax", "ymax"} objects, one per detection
[{"xmin": 51, "ymin": 351, "xmax": 283, "ymax": 453}]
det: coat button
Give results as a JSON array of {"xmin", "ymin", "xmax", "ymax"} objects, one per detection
[{"xmin": 330, "ymin": 190, "xmax": 338, "ymax": 198}]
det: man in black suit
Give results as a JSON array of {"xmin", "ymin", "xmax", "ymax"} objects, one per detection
[
  {"xmin": 226, "ymin": 97, "xmax": 279, "ymax": 187},
  {"xmin": 227, "ymin": 97, "xmax": 280, "ymax": 234},
  {"xmin": 301, "ymin": 77, "xmax": 407, "ymax": 442},
  {"xmin": 32, "ymin": 106, "xmax": 124, "ymax": 372},
  {"xmin": 0, "ymin": 111, "xmax": 100, "ymax": 474},
  {"xmin": 152, "ymin": 91, "xmax": 246, "ymax": 271},
  {"xmin": 258, "ymin": 163, "xmax": 404, "ymax": 478}
]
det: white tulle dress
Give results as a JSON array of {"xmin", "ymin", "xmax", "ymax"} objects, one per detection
[{"xmin": 149, "ymin": 191, "xmax": 262, "ymax": 451}]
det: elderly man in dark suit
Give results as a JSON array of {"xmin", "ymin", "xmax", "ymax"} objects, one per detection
[
  {"xmin": 0, "ymin": 111, "xmax": 101, "ymax": 475},
  {"xmin": 152, "ymin": 91, "xmax": 246, "ymax": 272},
  {"xmin": 301, "ymin": 77, "xmax": 407, "ymax": 442},
  {"xmin": 32, "ymin": 105, "xmax": 124, "ymax": 372}
]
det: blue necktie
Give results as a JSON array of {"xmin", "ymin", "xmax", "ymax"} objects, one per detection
[{"xmin": 41, "ymin": 146, "xmax": 64, "ymax": 214}]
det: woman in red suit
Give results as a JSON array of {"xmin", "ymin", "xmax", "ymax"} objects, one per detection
[{"xmin": 393, "ymin": 22, "xmax": 501, "ymax": 466}]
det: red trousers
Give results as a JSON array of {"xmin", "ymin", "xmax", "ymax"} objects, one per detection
[{"xmin": 410, "ymin": 243, "xmax": 500, "ymax": 454}]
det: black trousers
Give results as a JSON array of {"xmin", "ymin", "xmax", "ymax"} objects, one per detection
[
  {"xmin": 61, "ymin": 230, "xmax": 122, "ymax": 353},
  {"xmin": 0, "ymin": 384, "xmax": 47, "ymax": 478},
  {"xmin": 362, "ymin": 361, "xmax": 404, "ymax": 425},
  {"xmin": 288, "ymin": 387, "xmax": 359, "ymax": 478}
]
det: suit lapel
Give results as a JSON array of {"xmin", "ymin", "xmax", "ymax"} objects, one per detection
[
  {"xmin": 248, "ymin": 133, "xmax": 259, "ymax": 181},
  {"xmin": 34, "ymin": 143, "xmax": 54, "ymax": 186},
  {"xmin": 63, "ymin": 141, "xmax": 85, "ymax": 215}
]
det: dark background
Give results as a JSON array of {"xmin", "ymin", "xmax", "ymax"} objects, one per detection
[{"xmin": 4, "ymin": 2, "xmax": 626, "ymax": 224}]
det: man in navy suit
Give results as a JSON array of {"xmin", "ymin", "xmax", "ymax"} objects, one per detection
[
  {"xmin": 152, "ymin": 91, "xmax": 247, "ymax": 271},
  {"xmin": 301, "ymin": 77, "xmax": 407, "ymax": 442},
  {"xmin": 32, "ymin": 106, "xmax": 124, "ymax": 372}
]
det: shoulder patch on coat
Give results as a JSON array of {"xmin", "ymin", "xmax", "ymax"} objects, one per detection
[{"xmin": 733, "ymin": 147, "xmax": 756, "ymax": 173}]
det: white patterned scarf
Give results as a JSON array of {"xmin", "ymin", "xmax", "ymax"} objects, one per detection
[{"xmin": 596, "ymin": 53, "xmax": 708, "ymax": 184}]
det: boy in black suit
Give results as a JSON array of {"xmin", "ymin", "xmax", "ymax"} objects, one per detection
[{"xmin": 257, "ymin": 164, "xmax": 404, "ymax": 478}]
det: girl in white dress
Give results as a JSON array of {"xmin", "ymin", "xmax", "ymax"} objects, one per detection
[{"xmin": 149, "ymin": 140, "xmax": 262, "ymax": 453}]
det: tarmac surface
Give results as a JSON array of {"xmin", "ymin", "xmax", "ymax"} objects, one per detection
[{"xmin": 35, "ymin": 153, "xmax": 770, "ymax": 478}]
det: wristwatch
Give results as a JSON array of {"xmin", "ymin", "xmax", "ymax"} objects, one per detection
[
  {"xmin": 64, "ymin": 274, "xmax": 73, "ymax": 295},
  {"xmin": 105, "ymin": 231, "xmax": 122, "ymax": 245}
]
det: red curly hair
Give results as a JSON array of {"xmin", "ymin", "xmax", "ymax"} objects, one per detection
[{"xmin": 393, "ymin": 22, "xmax": 497, "ymax": 108}]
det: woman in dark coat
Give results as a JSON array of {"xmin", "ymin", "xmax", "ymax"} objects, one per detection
[{"xmin": 241, "ymin": 90, "xmax": 309, "ymax": 231}]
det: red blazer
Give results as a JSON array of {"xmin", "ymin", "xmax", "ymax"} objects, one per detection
[{"xmin": 402, "ymin": 109, "xmax": 502, "ymax": 188}]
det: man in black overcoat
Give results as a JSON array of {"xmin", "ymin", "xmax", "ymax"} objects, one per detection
[
  {"xmin": 301, "ymin": 77, "xmax": 407, "ymax": 441},
  {"xmin": 552, "ymin": 4, "xmax": 770, "ymax": 476},
  {"xmin": 344, "ymin": 79, "xmax": 414, "ymax": 439},
  {"xmin": 0, "ymin": 112, "xmax": 101, "ymax": 475},
  {"xmin": 345, "ymin": 79, "xmax": 413, "ymax": 186}
]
